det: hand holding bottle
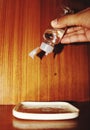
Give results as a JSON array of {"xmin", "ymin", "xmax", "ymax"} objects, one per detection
[{"xmin": 51, "ymin": 8, "xmax": 90, "ymax": 44}]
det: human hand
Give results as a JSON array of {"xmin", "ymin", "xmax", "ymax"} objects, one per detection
[{"xmin": 51, "ymin": 8, "xmax": 90, "ymax": 44}]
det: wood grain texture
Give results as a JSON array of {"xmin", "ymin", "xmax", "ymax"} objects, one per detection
[{"xmin": 0, "ymin": 0, "xmax": 90, "ymax": 104}]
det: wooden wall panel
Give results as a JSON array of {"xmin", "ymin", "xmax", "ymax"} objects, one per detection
[{"xmin": 0, "ymin": 0, "xmax": 90, "ymax": 104}]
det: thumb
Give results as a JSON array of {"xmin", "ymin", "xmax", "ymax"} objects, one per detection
[{"xmin": 51, "ymin": 14, "xmax": 79, "ymax": 28}]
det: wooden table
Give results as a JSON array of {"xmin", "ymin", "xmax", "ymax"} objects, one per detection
[{"xmin": 0, "ymin": 102, "xmax": 90, "ymax": 130}]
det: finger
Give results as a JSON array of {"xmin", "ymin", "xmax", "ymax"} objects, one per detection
[
  {"xmin": 61, "ymin": 33, "xmax": 88, "ymax": 44},
  {"xmin": 66, "ymin": 26, "xmax": 83, "ymax": 33},
  {"xmin": 51, "ymin": 14, "xmax": 79, "ymax": 28},
  {"xmin": 65, "ymin": 27, "xmax": 85, "ymax": 37}
]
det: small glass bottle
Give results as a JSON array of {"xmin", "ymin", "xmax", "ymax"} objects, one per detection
[
  {"xmin": 29, "ymin": 28, "xmax": 66, "ymax": 59},
  {"xmin": 38, "ymin": 28, "xmax": 66, "ymax": 55}
]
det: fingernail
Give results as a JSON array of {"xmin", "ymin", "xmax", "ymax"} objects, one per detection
[{"xmin": 51, "ymin": 19, "xmax": 57, "ymax": 27}]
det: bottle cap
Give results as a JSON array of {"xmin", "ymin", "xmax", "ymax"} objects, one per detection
[{"xmin": 40, "ymin": 42, "xmax": 54, "ymax": 55}]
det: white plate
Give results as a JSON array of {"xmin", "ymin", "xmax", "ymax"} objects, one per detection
[{"xmin": 12, "ymin": 101, "xmax": 79, "ymax": 120}]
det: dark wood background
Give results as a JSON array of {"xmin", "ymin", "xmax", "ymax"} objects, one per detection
[{"xmin": 0, "ymin": 0, "xmax": 90, "ymax": 104}]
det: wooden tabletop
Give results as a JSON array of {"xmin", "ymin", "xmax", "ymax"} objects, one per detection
[{"xmin": 0, "ymin": 102, "xmax": 90, "ymax": 130}]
